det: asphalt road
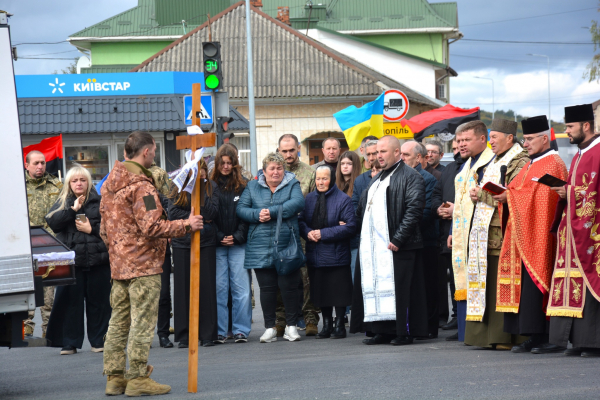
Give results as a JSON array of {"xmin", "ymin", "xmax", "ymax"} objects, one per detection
[{"xmin": 1, "ymin": 275, "xmax": 599, "ymax": 400}]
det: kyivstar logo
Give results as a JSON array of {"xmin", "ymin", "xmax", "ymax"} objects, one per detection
[
  {"xmin": 49, "ymin": 77, "xmax": 65, "ymax": 94},
  {"xmin": 73, "ymin": 77, "xmax": 131, "ymax": 93}
]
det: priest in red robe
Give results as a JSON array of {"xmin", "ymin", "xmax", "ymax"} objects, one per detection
[
  {"xmin": 547, "ymin": 103, "xmax": 600, "ymax": 358},
  {"xmin": 493, "ymin": 115, "xmax": 568, "ymax": 354}
]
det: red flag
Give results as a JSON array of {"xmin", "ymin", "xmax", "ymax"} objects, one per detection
[
  {"xmin": 23, "ymin": 134, "xmax": 63, "ymax": 177},
  {"xmin": 399, "ymin": 105, "xmax": 480, "ymax": 141},
  {"xmin": 550, "ymin": 127, "xmax": 558, "ymax": 151}
]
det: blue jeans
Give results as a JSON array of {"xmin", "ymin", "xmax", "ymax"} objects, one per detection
[
  {"xmin": 457, "ymin": 300, "xmax": 466, "ymax": 342},
  {"xmin": 216, "ymin": 245, "xmax": 252, "ymax": 337},
  {"xmin": 350, "ymin": 248, "xmax": 358, "ymax": 284}
]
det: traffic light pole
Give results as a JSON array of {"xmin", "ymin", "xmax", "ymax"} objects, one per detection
[{"xmin": 245, "ymin": 0, "xmax": 257, "ymax": 175}]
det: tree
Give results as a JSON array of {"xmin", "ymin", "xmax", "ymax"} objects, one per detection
[
  {"xmin": 52, "ymin": 58, "xmax": 78, "ymax": 75},
  {"xmin": 584, "ymin": 4, "xmax": 600, "ymax": 82}
]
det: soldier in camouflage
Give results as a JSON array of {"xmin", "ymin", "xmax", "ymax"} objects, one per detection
[
  {"xmin": 100, "ymin": 132, "xmax": 204, "ymax": 396},
  {"xmin": 24, "ymin": 150, "xmax": 62, "ymax": 337},
  {"xmin": 277, "ymin": 134, "xmax": 320, "ymax": 337}
]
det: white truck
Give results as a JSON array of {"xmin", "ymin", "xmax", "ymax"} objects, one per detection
[{"xmin": 0, "ymin": 11, "xmax": 75, "ymax": 348}]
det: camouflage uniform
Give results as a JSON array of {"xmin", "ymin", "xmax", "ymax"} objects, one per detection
[
  {"xmin": 148, "ymin": 162, "xmax": 170, "ymax": 196},
  {"xmin": 275, "ymin": 160, "xmax": 320, "ymax": 328},
  {"xmin": 476, "ymin": 150, "xmax": 530, "ymax": 254},
  {"xmin": 25, "ymin": 171, "xmax": 62, "ymax": 335},
  {"xmin": 103, "ymin": 275, "xmax": 161, "ymax": 379}
]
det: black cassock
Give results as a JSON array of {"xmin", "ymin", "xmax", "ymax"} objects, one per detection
[
  {"xmin": 550, "ymin": 291, "xmax": 600, "ymax": 348},
  {"xmin": 504, "ymin": 262, "xmax": 548, "ymax": 336},
  {"xmin": 350, "ymin": 248, "xmax": 428, "ymax": 338}
]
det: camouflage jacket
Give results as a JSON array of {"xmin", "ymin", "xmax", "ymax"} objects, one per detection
[
  {"xmin": 285, "ymin": 159, "xmax": 315, "ymax": 197},
  {"xmin": 100, "ymin": 161, "xmax": 188, "ymax": 280},
  {"xmin": 26, "ymin": 172, "xmax": 62, "ymax": 235},
  {"xmin": 149, "ymin": 162, "xmax": 170, "ymax": 196},
  {"xmin": 477, "ymin": 149, "xmax": 530, "ymax": 255}
]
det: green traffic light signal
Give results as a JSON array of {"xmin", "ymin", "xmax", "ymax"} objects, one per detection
[{"xmin": 205, "ymin": 74, "xmax": 220, "ymax": 90}]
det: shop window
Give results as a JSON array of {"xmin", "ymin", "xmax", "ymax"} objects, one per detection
[
  {"xmin": 230, "ymin": 135, "xmax": 251, "ymax": 173},
  {"xmin": 64, "ymin": 145, "xmax": 110, "ymax": 183},
  {"xmin": 116, "ymin": 142, "xmax": 162, "ymax": 168}
]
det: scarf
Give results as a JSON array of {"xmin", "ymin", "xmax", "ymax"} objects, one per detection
[{"xmin": 311, "ymin": 166, "xmax": 336, "ymax": 230}]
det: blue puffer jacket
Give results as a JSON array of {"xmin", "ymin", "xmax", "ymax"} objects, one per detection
[
  {"xmin": 237, "ymin": 170, "xmax": 305, "ymax": 270},
  {"xmin": 298, "ymin": 185, "xmax": 357, "ymax": 268}
]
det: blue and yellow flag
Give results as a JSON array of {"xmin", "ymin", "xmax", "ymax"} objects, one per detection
[{"xmin": 334, "ymin": 93, "xmax": 384, "ymax": 151}]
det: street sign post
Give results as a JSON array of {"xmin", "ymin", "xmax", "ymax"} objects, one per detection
[
  {"xmin": 184, "ymin": 94, "xmax": 214, "ymax": 125},
  {"xmin": 383, "ymin": 89, "xmax": 409, "ymax": 122}
]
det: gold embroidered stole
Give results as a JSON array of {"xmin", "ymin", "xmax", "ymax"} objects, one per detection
[
  {"xmin": 466, "ymin": 144, "xmax": 523, "ymax": 321},
  {"xmin": 452, "ymin": 147, "xmax": 495, "ymax": 301}
]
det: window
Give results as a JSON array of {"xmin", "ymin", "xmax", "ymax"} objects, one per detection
[
  {"xmin": 64, "ymin": 145, "xmax": 110, "ymax": 183},
  {"xmin": 230, "ymin": 135, "xmax": 252, "ymax": 173}
]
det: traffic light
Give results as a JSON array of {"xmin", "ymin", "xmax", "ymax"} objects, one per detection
[
  {"xmin": 202, "ymin": 42, "xmax": 222, "ymax": 91},
  {"xmin": 217, "ymin": 116, "xmax": 234, "ymax": 145}
]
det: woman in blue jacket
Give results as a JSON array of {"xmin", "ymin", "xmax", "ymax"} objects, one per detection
[
  {"xmin": 298, "ymin": 166, "xmax": 356, "ymax": 339},
  {"xmin": 236, "ymin": 152, "xmax": 305, "ymax": 343}
]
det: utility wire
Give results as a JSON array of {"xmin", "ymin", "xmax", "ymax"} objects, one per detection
[
  {"xmin": 460, "ymin": 39, "xmax": 593, "ymax": 45},
  {"xmin": 462, "ymin": 7, "xmax": 597, "ymax": 27}
]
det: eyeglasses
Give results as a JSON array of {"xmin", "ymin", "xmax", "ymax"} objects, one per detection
[
  {"xmin": 427, "ymin": 150, "xmax": 440, "ymax": 155},
  {"xmin": 522, "ymin": 135, "xmax": 545, "ymax": 143}
]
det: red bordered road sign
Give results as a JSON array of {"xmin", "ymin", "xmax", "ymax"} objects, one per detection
[{"xmin": 383, "ymin": 89, "xmax": 409, "ymax": 121}]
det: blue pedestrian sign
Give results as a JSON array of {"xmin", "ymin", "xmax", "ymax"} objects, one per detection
[{"xmin": 184, "ymin": 94, "xmax": 213, "ymax": 125}]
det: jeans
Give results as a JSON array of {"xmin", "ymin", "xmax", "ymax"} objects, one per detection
[
  {"xmin": 216, "ymin": 245, "xmax": 252, "ymax": 337},
  {"xmin": 350, "ymin": 248, "xmax": 358, "ymax": 285},
  {"xmin": 254, "ymin": 268, "xmax": 301, "ymax": 328}
]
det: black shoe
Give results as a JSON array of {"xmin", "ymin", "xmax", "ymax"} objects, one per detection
[
  {"xmin": 391, "ymin": 336, "xmax": 413, "ymax": 346},
  {"xmin": 213, "ymin": 335, "xmax": 227, "ymax": 344},
  {"xmin": 511, "ymin": 338, "xmax": 540, "ymax": 353},
  {"xmin": 316, "ymin": 317, "xmax": 333, "ymax": 339},
  {"xmin": 531, "ymin": 343, "xmax": 566, "ymax": 354},
  {"xmin": 581, "ymin": 348, "xmax": 600, "ymax": 357},
  {"xmin": 159, "ymin": 336, "xmax": 173, "ymax": 348},
  {"xmin": 441, "ymin": 318, "xmax": 458, "ymax": 330},
  {"xmin": 201, "ymin": 340, "xmax": 214, "ymax": 347},
  {"xmin": 445, "ymin": 332, "xmax": 459, "ymax": 341},
  {"xmin": 364, "ymin": 334, "xmax": 392, "ymax": 345},
  {"xmin": 564, "ymin": 347, "xmax": 583, "ymax": 356},
  {"xmin": 178, "ymin": 341, "xmax": 188, "ymax": 348},
  {"xmin": 416, "ymin": 333, "xmax": 437, "ymax": 340},
  {"xmin": 234, "ymin": 334, "xmax": 248, "ymax": 343},
  {"xmin": 330, "ymin": 317, "xmax": 347, "ymax": 339}
]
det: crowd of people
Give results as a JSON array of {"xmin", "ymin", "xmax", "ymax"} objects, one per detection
[{"xmin": 22, "ymin": 102, "xmax": 600, "ymax": 396}]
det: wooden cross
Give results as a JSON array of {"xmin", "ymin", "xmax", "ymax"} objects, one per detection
[{"xmin": 175, "ymin": 83, "xmax": 216, "ymax": 393}]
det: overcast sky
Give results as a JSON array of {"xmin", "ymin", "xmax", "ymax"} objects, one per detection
[{"xmin": 4, "ymin": 0, "xmax": 600, "ymax": 122}]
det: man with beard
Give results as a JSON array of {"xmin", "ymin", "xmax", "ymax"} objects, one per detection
[
  {"xmin": 448, "ymin": 121, "xmax": 495, "ymax": 342},
  {"xmin": 463, "ymin": 119, "xmax": 529, "ymax": 349},
  {"xmin": 547, "ymin": 104, "xmax": 600, "ymax": 358},
  {"xmin": 493, "ymin": 115, "xmax": 567, "ymax": 354},
  {"xmin": 350, "ymin": 135, "xmax": 428, "ymax": 345}
]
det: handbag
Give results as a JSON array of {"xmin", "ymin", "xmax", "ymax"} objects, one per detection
[{"xmin": 273, "ymin": 205, "xmax": 305, "ymax": 275}]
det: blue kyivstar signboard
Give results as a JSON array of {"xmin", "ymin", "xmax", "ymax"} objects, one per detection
[
  {"xmin": 15, "ymin": 72, "xmax": 206, "ymax": 98},
  {"xmin": 183, "ymin": 95, "xmax": 213, "ymax": 125}
]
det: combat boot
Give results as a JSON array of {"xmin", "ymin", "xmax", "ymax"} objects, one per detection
[
  {"xmin": 124, "ymin": 365, "xmax": 171, "ymax": 397},
  {"xmin": 105, "ymin": 374, "xmax": 128, "ymax": 396}
]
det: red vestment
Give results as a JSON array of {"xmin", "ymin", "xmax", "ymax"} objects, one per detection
[
  {"xmin": 547, "ymin": 136, "xmax": 600, "ymax": 318},
  {"xmin": 496, "ymin": 151, "xmax": 567, "ymax": 313}
]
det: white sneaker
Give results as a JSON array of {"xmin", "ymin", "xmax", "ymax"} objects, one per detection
[
  {"xmin": 260, "ymin": 328, "xmax": 278, "ymax": 343},
  {"xmin": 283, "ymin": 325, "xmax": 301, "ymax": 342}
]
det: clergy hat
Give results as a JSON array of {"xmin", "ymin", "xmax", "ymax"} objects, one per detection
[
  {"xmin": 489, "ymin": 119, "xmax": 518, "ymax": 136},
  {"xmin": 564, "ymin": 104, "xmax": 594, "ymax": 123},
  {"xmin": 521, "ymin": 115, "xmax": 549, "ymax": 135}
]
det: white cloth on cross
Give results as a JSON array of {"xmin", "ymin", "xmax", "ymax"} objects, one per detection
[{"xmin": 172, "ymin": 148, "xmax": 205, "ymax": 194}]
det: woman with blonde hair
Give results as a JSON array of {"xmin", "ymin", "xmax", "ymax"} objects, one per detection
[{"xmin": 45, "ymin": 165, "xmax": 111, "ymax": 355}]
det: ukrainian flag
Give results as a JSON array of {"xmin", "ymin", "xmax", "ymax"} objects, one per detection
[{"xmin": 334, "ymin": 93, "xmax": 384, "ymax": 151}]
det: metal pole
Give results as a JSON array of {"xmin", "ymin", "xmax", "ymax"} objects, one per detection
[{"xmin": 245, "ymin": 0, "xmax": 257, "ymax": 175}]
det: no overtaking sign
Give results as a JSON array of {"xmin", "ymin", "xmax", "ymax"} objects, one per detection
[{"xmin": 383, "ymin": 89, "xmax": 409, "ymax": 122}]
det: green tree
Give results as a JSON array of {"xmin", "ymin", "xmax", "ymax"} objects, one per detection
[
  {"xmin": 52, "ymin": 58, "xmax": 78, "ymax": 75},
  {"xmin": 584, "ymin": 4, "xmax": 600, "ymax": 82}
]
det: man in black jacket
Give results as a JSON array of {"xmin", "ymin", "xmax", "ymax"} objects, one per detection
[
  {"xmin": 350, "ymin": 135, "xmax": 428, "ymax": 346},
  {"xmin": 431, "ymin": 139, "xmax": 463, "ymax": 338}
]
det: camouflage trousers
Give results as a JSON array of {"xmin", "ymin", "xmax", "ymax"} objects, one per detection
[
  {"xmin": 103, "ymin": 275, "xmax": 160, "ymax": 380},
  {"xmin": 276, "ymin": 238, "xmax": 320, "ymax": 326},
  {"xmin": 24, "ymin": 286, "xmax": 54, "ymax": 335}
]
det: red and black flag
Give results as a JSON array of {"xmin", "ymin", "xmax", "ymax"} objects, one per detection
[
  {"xmin": 550, "ymin": 127, "xmax": 558, "ymax": 151},
  {"xmin": 23, "ymin": 134, "xmax": 63, "ymax": 177},
  {"xmin": 407, "ymin": 105, "xmax": 480, "ymax": 141}
]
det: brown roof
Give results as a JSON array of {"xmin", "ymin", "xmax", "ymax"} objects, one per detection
[{"xmin": 131, "ymin": 1, "xmax": 441, "ymax": 107}]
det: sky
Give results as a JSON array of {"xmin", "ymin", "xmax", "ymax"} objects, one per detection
[{"xmin": 4, "ymin": 0, "xmax": 600, "ymax": 122}]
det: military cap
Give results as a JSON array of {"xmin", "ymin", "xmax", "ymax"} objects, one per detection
[{"xmin": 522, "ymin": 115, "xmax": 549, "ymax": 135}]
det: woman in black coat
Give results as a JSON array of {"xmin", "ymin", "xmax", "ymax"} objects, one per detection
[
  {"xmin": 298, "ymin": 166, "xmax": 356, "ymax": 339},
  {"xmin": 45, "ymin": 166, "xmax": 111, "ymax": 355},
  {"xmin": 168, "ymin": 160, "xmax": 219, "ymax": 348}
]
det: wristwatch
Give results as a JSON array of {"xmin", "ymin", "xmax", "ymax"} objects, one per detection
[{"xmin": 185, "ymin": 223, "xmax": 192, "ymax": 233}]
